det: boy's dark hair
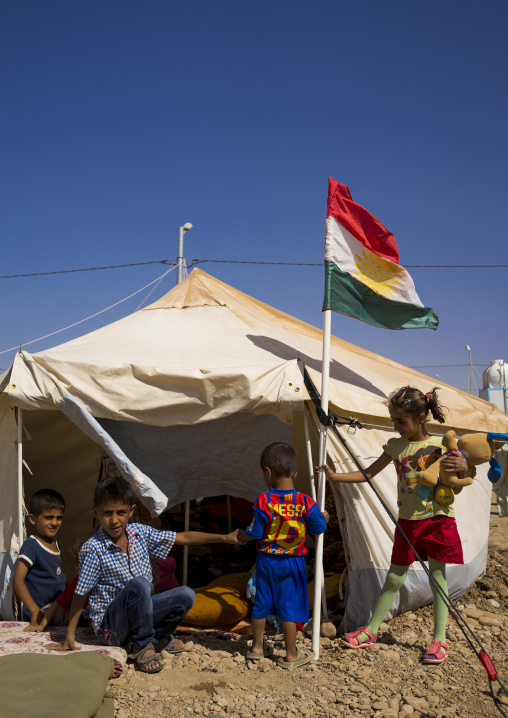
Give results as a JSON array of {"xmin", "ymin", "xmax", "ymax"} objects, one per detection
[
  {"xmin": 94, "ymin": 477, "xmax": 137, "ymax": 508},
  {"xmin": 260, "ymin": 442, "xmax": 298, "ymax": 478},
  {"xmin": 29, "ymin": 489, "xmax": 65, "ymax": 516},
  {"xmin": 388, "ymin": 386, "xmax": 446, "ymax": 424}
]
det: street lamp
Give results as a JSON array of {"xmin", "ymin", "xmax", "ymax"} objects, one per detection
[
  {"xmin": 465, "ymin": 345, "xmax": 472, "ymax": 394},
  {"xmin": 177, "ymin": 222, "xmax": 193, "ymax": 284}
]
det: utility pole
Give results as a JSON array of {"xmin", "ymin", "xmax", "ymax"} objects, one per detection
[
  {"xmin": 503, "ymin": 361, "xmax": 507, "ymax": 414},
  {"xmin": 177, "ymin": 222, "xmax": 193, "ymax": 284},
  {"xmin": 465, "ymin": 345, "xmax": 473, "ymax": 394}
]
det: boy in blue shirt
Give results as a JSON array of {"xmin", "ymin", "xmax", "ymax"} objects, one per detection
[
  {"xmin": 54, "ymin": 477, "xmax": 245, "ymax": 673},
  {"xmin": 239, "ymin": 443, "xmax": 328, "ymax": 669},
  {"xmin": 13, "ymin": 489, "xmax": 66, "ymax": 628}
]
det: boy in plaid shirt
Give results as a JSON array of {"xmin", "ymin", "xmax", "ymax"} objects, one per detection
[{"xmin": 54, "ymin": 477, "xmax": 243, "ymax": 673}]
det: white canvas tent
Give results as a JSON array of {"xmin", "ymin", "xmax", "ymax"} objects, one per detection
[{"xmin": 1, "ymin": 268, "xmax": 507, "ymax": 627}]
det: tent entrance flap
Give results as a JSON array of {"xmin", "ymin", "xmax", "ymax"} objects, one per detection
[{"xmin": 98, "ymin": 413, "xmax": 292, "ymax": 507}]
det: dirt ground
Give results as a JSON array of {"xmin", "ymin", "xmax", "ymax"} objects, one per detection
[{"xmin": 110, "ymin": 496, "xmax": 508, "ymax": 718}]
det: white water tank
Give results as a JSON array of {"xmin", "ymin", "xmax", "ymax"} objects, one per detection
[
  {"xmin": 480, "ymin": 360, "xmax": 507, "ymax": 413},
  {"xmin": 482, "ymin": 360, "xmax": 508, "ymax": 389}
]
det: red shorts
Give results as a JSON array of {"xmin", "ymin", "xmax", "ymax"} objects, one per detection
[{"xmin": 391, "ymin": 516, "xmax": 464, "ymax": 566}]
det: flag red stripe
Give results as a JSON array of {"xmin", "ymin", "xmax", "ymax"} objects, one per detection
[{"xmin": 326, "ymin": 177, "xmax": 399, "ymax": 264}]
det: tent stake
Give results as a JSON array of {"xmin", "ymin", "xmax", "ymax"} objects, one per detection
[{"xmin": 311, "ymin": 310, "xmax": 331, "ymax": 659}]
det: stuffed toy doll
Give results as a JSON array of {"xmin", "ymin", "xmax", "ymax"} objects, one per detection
[{"xmin": 416, "ymin": 431, "xmax": 508, "ymax": 507}]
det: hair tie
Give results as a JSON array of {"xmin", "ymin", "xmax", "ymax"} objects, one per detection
[
  {"xmin": 406, "ymin": 398, "xmax": 411, "ymax": 405},
  {"xmin": 425, "ymin": 392, "xmax": 432, "ymax": 400}
]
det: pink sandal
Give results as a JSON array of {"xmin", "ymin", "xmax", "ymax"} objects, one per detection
[
  {"xmin": 423, "ymin": 640, "xmax": 448, "ymax": 664},
  {"xmin": 340, "ymin": 627, "xmax": 377, "ymax": 649}
]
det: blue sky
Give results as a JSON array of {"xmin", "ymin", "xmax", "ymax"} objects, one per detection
[{"xmin": 1, "ymin": 1, "xmax": 507, "ymax": 394}]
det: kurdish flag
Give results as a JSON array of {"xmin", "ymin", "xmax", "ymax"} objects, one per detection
[{"xmin": 323, "ymin": 178, "xmax": 438, "ymax": 330}]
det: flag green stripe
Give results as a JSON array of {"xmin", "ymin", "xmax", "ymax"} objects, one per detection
[{"xmin": 323, "ymin": 261, "xmax": 438, "ymax": 330}]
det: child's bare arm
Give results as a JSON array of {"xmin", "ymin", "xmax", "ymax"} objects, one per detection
[
  {"xmin": 25, "ymin": 599, "xmax": 59, "ymax": 632},
  {"xmin": 315, "ymin": 453, "xmax": 391, "ymax": 484},
  {"xmin": 322, "ymin": 509, "xmax": 330, "ymax": 522},
  {"xmin": 236, "ymin": 530, "xmax": 256, "ymax": 543},
  {"xmin": 48, "ymin": 592, "xmax": 88, "ymax": 651},
  {"xmin": 174, "ymin": 528, "xmax": 247, "ymax": 546},
  {"xmin": 13, "ymin": 559, "xmax": 41, "ymax": 627}
]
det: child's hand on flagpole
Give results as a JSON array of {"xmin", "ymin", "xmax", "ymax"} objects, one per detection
[{"xmin": 315, "ymin": 463, "xmax": 337, "ymax": 482}]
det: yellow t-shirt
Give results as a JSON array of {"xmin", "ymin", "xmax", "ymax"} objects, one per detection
[{"xmin": 383, "ymin": 436, "xmax": 454, "ymax": 520}]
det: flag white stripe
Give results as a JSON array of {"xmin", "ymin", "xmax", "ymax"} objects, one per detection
[{"xmin": 325, "ymin": 216, "xmax": 424, "ymax": 307}]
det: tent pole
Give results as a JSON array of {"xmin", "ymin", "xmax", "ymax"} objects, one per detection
[
  {"xmin": 17, "ymin": 407, "xmax": 24, "ymax": 617},
  {"xmin": 311, "ymin": 309, "xmax": 331, "ymax": 659},
  {"xmin": 303, "ymin": 404, "xmax": 328, "ymax": 619},
  {"xmin": 177, "ymin": 225, "xmax": 193, "ymax": 586},
  {"xmin": 226, "ymin": 495, "xmax": 232, "ymax": 533},
  {"xmin": 303, "ymin": 404, "xmax": 317, "ymax": 502},
  {"xmin": 183, "ymin": 500, "xmax": 190, "ymax": 585}
]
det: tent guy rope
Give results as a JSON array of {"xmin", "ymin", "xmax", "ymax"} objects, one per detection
[
  {"xmin": 302, "ymin": 366, "xmax": 508, "ymax": 717},
  {"xmin": 0, "ymin": 263, "xmax": 177, "ymax": 356}
]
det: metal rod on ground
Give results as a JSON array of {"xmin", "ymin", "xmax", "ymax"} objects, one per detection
[
  {"xmin": 17, "ymin": 407, "xmax": 24, "ymax": 619},
  {"xmin": 312, "ymin": 310, "xmax": 332, "ymax": 658},
  {"xmin": 182, "ymin": 500, "xmax": 190, "ymax": 585},
  {"xmin": 303, "ymin": 402, "xmax": 328, "ymax": 619}
]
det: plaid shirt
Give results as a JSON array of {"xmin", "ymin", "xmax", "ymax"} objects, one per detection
[{"xmin": 75, "ymin": 523, "xmax": 176, "ymax": 632}]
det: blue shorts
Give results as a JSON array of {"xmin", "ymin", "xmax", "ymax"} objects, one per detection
[{"xmin": 251, "ymin": 552, "xmax": 309, "ymax": 623}]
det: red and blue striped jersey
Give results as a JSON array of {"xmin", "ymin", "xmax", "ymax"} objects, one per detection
[{"xmin": 245, "ymin": 489, "xmax": 327, "ymax": 556}]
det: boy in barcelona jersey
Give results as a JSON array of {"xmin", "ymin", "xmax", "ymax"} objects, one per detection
[{"xmin": 239, "ymin": 442, "xmax": 328, "ymax": 669}]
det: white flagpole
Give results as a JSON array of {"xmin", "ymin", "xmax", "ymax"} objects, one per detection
[
  {"xmin": 303, "ymin": 403, "xmax": 329, "ymax": 619},
  {"xmin": 311, "ymin": 309, "xmax": 332, "ymax": 659}
]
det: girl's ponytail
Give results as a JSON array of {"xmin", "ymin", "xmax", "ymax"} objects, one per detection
[
  {"xmin": 388, "ymin": 386, "xmax": 447, "ymax": 424},
  {"xmin": 426, "ymin": 387, "xmax": 446, "ymax": 424}
]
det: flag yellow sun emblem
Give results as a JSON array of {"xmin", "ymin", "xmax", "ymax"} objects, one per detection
[{"xmin": 352, "ymin": 250, "xmax": 406, "ymax": 298}]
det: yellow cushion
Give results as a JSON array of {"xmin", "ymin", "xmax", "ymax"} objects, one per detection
[
  {"xmin": 307, "ymin": 572, "xmax": 343, "ymax": 610},
  {"xmin": 184, "ymin": 574, "xmax": 250, "ymax": 626}
]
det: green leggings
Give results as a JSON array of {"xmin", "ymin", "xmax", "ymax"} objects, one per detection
[{"xmin": 363, "ymin": 559, "xmax": 448, "ymax": 642}]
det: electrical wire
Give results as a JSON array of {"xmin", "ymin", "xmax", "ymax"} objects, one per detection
[
  {"xmin": 409, "ymin": 364, "xmax": 489, "ymax": 368},
  {"xmin": 0, "ymin": 260, "xmax": 172, "ymax": 278},
  {"xmin": 189, "ymin": 259, "xmax": 508, "ymax": 269},
  {"xmin": 1, "ymin": 259, "xmax": 508, "ymax": 279},
  {"xmin": 0, "ymin": 263, "xmax": 177, "ymax": 356}
]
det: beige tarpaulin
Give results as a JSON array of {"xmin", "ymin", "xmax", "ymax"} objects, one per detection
[{"xmin": 1, "ymin": 268, "xmax": 507, "ymax": 624}]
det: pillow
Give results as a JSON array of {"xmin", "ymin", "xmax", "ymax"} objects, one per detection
[{"xmin": 184, "ymin": 574, "xmax": 250, "ymax": 626}]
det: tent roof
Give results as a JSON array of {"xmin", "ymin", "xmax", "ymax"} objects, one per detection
[{"xmin": 12, "ymin": 268, "xmax": 508, "ymax": 433}]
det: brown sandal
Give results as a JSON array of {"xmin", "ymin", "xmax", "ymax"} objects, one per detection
[
  {"xmin": 154, "ymin": 634, "xmax": 184, "ymax": 654},
  {"xmin": 131, "ymin": 642, "xmax": 165, "ymax": 673}
]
